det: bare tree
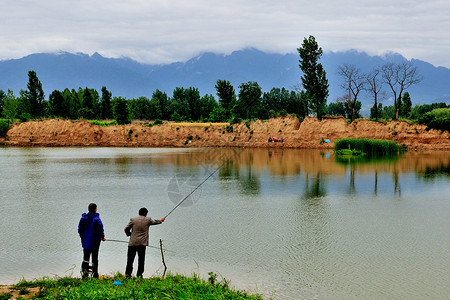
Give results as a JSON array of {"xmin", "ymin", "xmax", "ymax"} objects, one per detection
[
  {"xmin": 338, "ymin": 64, "xmax": 366, "ymax": 121},
  {"xmin": 381, "ymin": 61, "xmax": 422, "ymax": 120},
  {"xmin": 365, "ymin": 68, "xmax": 385, "ymax": 120}
]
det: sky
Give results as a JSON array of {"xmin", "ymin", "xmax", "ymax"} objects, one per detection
[{"xmin": 2, "ymin": 0, "xmax": 450, "ymax": 68}]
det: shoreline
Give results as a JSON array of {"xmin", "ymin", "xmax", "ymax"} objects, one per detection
[{"xmin": 1, "ymin": 116, "xmax": 450, "ymax": 150}]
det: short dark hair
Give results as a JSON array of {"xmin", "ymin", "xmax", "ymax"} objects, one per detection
[
  {"xmin": 88, "ymin": 203, "xmax": 97, "ymax": 213},
  {"xmin": 139, "ymin": 207, "xmax": 148, "ymax": 216}
]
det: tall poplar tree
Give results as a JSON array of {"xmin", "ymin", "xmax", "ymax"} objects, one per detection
[
  {"xmin": 23, "ymin": 70, "xmax": 45, "ymax": 117},
  {"xmin": 297, "ymin": 36, "xmax": 329, "ymax": 119}
]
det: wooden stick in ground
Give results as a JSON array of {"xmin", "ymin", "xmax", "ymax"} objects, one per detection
[{"xmin": 160, "ymin": 239, "xmax": 167, "ymax": 278}]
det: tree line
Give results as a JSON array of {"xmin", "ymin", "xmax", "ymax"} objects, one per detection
[{"xmin": 0, "ymin": 35, "xmax": 448, "ymax": 130}]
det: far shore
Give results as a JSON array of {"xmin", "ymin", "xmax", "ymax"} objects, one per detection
[{"xmin": 1, "ymin": 116, "xmax": 450, "ymax": 150}]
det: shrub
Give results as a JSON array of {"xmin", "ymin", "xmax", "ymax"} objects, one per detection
[
  {"xmin": 418, "ymin": 108, "xmax": 450, "ymax": 132},
  {"xmin": 335, "ymin": 138, "xmax": 400, "ymax": 156},
  {"xmin": 153, "ymin": 119, "xmax": 163, "ymax": 125},
  {"xmin": 0, "ymin": 119, "xmax": 10, "ymax": 138},
  {"xmin": 19, "ymin": 113, "xmax": 32, "ymax": 122},
  {"xmin": 89, "ymin": 120, "xmax": 118, "ymax": 127}
]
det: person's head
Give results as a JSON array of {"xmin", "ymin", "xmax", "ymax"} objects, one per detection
[
  {"xmin": 88, "ymin": 203, "xmax": 97, "ymax": 213},
  {"xmin": 139, "ymin": 207, "xmax": 148, "ymax": 216}
]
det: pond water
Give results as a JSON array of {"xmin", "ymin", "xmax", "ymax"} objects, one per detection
[{"xmin": 0, "ymin": 147, "xmax": 449, "ymax": 299}]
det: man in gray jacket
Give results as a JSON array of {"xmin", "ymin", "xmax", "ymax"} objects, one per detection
[{"xmin": 124, "ymin": 207, "xmax": 165, "ymax": 278}]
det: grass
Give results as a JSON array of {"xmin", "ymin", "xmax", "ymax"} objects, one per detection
[
  {"xmin": 335, "ymin": 138, "xmax": 401, "ymax": 157},
  {"xmin": 9, "ymin": 272, "xmax": 264, "ymax": 299},
  {"xmin": 88, "ymin": 120, "xmax": 119, "ymax": 127}
]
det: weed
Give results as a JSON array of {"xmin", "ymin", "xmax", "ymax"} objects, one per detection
[
  {"xmin": 10, "ymin": 273, "xmax": 263, "ymax": 299},
  {"xmin": 0, "ymin": 293, "xmax": 13, "ymax": 300}
]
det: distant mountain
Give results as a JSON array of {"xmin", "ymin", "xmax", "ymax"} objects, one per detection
[{"xmin": 1, "ymin": 49, "xmax": 449, "ymax": 112}]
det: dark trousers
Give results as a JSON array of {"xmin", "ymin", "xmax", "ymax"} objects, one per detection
[
  {"xmin": 82, "ymin": 248, "xmax": 99, "ymax": 278},
  {"xmin": 125, "ymin": 245, "xmax": 146, "ymax": 277}
]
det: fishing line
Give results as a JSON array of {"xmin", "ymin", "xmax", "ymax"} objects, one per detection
[
  {"xmin": 164, "ymin": 149, "xmax": 241, "ymax": 219},
  {"xmin": 105, "ymin": 239, "xmax": 173, "ymax": 252}
]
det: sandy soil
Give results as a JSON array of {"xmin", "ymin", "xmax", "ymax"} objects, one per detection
[
  {"xmin": 1, "ymin": 116, "xmax": 449, "ymax": 150},
  {"xmin": 0, "ymin": 285, "xmax": 39, "ymax": 299}
]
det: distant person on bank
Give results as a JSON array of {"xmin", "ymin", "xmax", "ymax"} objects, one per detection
[
  {"xmin": 124, "ymin": 207, "xmax": 165, "ymax": 278},
  {"xmin": 78, "ymin": 203, "xmax": 106, "ymax": 278}
]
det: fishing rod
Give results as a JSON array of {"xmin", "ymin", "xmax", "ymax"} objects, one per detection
[
  {"xmin": 163, "ymin": 149, "xmax": 240, "ymax": 219},
  {"xmin": 105, "ymin": 239, "xmax": 173, "ymax": 252}
]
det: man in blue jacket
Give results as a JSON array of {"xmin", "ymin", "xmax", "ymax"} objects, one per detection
[{"xmin": 78, "ymin": 203, "xmax": 105, "ymax": 278}]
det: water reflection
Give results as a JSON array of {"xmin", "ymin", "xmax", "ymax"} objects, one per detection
[
  {"xmin": 302, "ymin": 172, "xmax": 327, "ymax": 199},
  {"xmin": 1, "ymin": 148, "xmax": 450, "ymax": 299}
]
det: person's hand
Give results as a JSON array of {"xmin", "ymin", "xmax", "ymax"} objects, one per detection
[{"xmin": 161, "ymin": 217, "xmax": 165, "ymax": 222}]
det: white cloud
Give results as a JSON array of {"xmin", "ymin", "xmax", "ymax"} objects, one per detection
[{"xmin": 1, "ymin": 0, "xmax": 450, "ymax": 67}]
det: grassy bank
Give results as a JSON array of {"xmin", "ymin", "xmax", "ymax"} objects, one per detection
[
  {"xmin": 335, "ymin": 138, "xmax": 402, "ymax": 157},
  {"xmin": 1, "ymin": 273, "xmax": 264, "ymax": 299}
]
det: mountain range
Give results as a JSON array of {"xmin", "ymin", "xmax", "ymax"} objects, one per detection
[{"xmin": 1, "ymin": 49, "xmax": 449, "ymax": 113}]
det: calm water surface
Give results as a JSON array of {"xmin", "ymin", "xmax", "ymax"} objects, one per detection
[{"xmin": 0, "ymin": 147, "xmax": 449, "ymax": 299}]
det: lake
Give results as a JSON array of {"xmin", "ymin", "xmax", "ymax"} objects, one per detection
[{"xmin": 0, "ymin": 147, "xmax": 449, "ymax": 299}]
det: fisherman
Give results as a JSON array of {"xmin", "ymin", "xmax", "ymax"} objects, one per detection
[
  {"xmin": 78, "ymin": 203, "xmax": 105, "ymax": 278},
  {"xmin": 124, "ymin": 208, "xmax": 165, "ymax": 278}
]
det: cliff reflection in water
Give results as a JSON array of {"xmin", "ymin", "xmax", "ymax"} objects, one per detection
[{"xmin": 148, "ymin": 148, "xmax": 450, "ymax": 198}]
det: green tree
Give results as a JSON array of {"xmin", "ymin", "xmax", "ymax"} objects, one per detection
[
  {"xmin": 327, "ymin": 101, "xmax": 346, "ymax": 117},
  {"xmin": 22, "ymin": 70, "xmax": 45, "ymax": 117},
  {"xmin": 199, "ymin": 94, "xmax": 218, "ymax": 120},
  {"xmin": 171, "ymin": 87, "xmax": 190, "ymax": 120},
  {"xmin": 0, "ymin": 89, "xmax": 5, "ymax": 116},
  {"xmin": 185, "ymin": 87, "xmax": 202, "ymax": 121},
  {"xmin": 151, "ymin": 89, "xmax": 169, "ymax": 120},
  {"xmin": 400, "ymin": 92, "xmax": 412, "ymax": 118},
  {"xmin": 234, "ymin": 81, "xmax": 262, "ymax": 120},
  {"xmin": 112, "ymin": 96, "xmax": 131, "ymax": 125},
  {"xmin": 79, "ymin": 87, "xmax": 99, "ymax": 119},
  {"xmin": 410, "ymin": 102, "xmax": 448, "ymax": 120},
  {"xmin": 100, "ymin": 86, "xmax": 113, "ymax": 120},
  {"xmin": 2, "ymin": 90, "xmax": 19, "ymax": 122},
  {"xmin": 380, "ymin": 105, "xmax": 395, "ymax": 119},
  {"xmin": 215, "ymin": 80, "xmax": 235, "ymax": 119},
  {"xmin": 297, "ymin": 35, "xmax": 329, "ymax": 119},
  {"xmin": 48, "ymin": 90, "xmax": 64, "ymax": 117},
  {"xmin": 370, "ymin": 103, "xmax": 383, "ymax": 120},
  {"xmin": 129, "ymin": 96, "xmax": 152, "ymax": 120}
]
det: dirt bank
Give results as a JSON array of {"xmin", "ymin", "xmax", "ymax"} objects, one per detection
[{"xmin": 2, "ymin": 116, "xmax": 450, "ymax": 150}]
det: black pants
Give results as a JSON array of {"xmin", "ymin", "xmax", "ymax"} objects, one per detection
[
  {"xmin": 82, "ymin": 248, "xmax": 99, "ymax": 278},
  {"xmin": 125, "ymin": 246, "xmax": 146, "ymax": 277}
]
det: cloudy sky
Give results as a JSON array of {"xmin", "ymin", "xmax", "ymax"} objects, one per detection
[{"xmin": 2, "ymin": 0, "xmax": 450, "ymax": 67}]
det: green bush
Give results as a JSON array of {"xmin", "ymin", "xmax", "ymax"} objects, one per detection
[
  {"xmin": 0, "ymin": 119, "xmax": 10, "ymax": 138},
  {"xmin": 418, "ymin": 108, "xmax": 450, "ymax": 132},
  {"xmin": 88, "ymin": 120, "xmax": 118, "ymax": 127},
  {"xmin": 153, "ymin": 119, "xmax": 163, "ymax": 125},
  {"xmin": 335, "ymin": 138, "xmax": 400, "ymax": 156},
  {"xmin": 19, "ymin": 113, "xmax": 32, "ymax": 122}
]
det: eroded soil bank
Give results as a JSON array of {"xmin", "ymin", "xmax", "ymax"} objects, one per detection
[{"xmin": 2, "ymin": 116, "xmax": 450, "ymax": 150}]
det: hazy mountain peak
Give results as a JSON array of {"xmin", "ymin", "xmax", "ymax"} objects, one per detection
[{"xmin": 1, "ymin": 49, "xmax": 449, "ymax": 107}]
